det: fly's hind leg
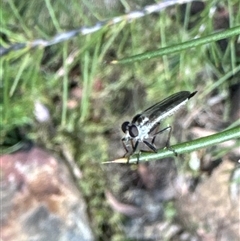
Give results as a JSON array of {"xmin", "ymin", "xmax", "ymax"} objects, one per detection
[
  {"xmin": 151, "ymin": 126, "xmax": 171, "ymax": 145},
  {"xmin": 164, "ymin": 126, "xmax": 178, "ymax": 156},
  {"xmin": 152, "ymin": 125, "xmax": 178, "ymax": 156}
]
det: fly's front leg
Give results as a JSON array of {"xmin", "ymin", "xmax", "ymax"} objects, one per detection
[
  {"xmin": 122, "ymin": 139, "xmax": 132, "ymax": 164},
  {"xmin": 131, "ymin": 140, "xmax": 140, "ymax": 164},
  {"xmin": 122, "ymin": 139, "xmax": 130, "ymax": 157},
  {"xmin": 122, "ymin": 139, "xmax": 140, "ymax": 163}
]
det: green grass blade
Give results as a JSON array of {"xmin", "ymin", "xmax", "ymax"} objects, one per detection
[
  {"xmin": 125, "ymin": 126, "xmax": 240, "ymax": 164},
  {"xmin": 112, "ymin": 26, "xmax": 240, "ymax": 64},
  {"xmin": 61, "ymin": 43, "xmax": 69, "ymax": 126},
  {"xmin": 10, "ymin": 54, "xmax": 31, "ymax": 96},
  {"xmin": 44, "ymin": 0, "xmax": 61, "ymax": 32}
]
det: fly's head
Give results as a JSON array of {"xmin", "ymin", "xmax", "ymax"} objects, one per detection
[{"xmin": 121, "ymin": 121, "xmax": 139, "ymax": 141}]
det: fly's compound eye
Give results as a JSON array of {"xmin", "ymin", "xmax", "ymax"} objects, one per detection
[
  {"xmin": 128, "ymin": 125, "xmax": 139, "ymax": 138},
  {"xmin": 121, "ymin": 121, "xmax": 130, "ymax": 133}
]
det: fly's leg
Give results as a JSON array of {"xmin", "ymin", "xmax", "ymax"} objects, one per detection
[
  {"xmin": 152, "ymin": 126, "xmax": 178, "ymax": 156},
  {"xmin": 122, "ymin": 139, "xmax": 140, "ymax": 164},
  {"xmin": 149, "ymin": 124, "xmax": 160, "ymax": 147},
  {"xmin": 122, "ymin": 139, "xmax": 130, "ymax": 157},
  {"xmin": 136, "ymin": 152, "xmax": 140, "ymax": 164},
  {"xmin": 143, "ymin": 140, "xmax": 158, "ymax": 152},
  {"xmin": 125, "ymin": 140, "xmax": 139, "ymax": 164},
  {"xmin": 164, "ymin": 126, "xmax": 178, "ymax": 156},
  {"xmin": 134, "ymin": 140, "xmax": 157, "ymax": 164},
  {"xmin": 151, "ymin": 126, "xmax": 171, "ymax": 145},
  {"xmin": 122, "ymin": 139, "xmax": 134, "ymax": 164},
  {"xmin": 131, "ymin": 139, "xmax": 135, "ymax": 151},
  {"xmin": 132, "ymin": 140, "xmax": 139, "ymax": 155},
  {"xmin": 133, "ymin": 125, "xmax": 159, "ymax": 162}
]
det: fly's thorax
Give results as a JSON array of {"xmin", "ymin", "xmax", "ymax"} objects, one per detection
[
  {"xmin": 133, "ymin": 115, "xmax": 149, "ymax": 126},
  {"xmin": 132, "ymin": 116, "xmax": 154, "ymax": 141},
  {"xmin": 136, "ymin": 123, "xmax": 152, "ymax": 141}
]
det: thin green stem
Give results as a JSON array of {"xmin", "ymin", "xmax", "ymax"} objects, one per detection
[
  {"xmin": 112, "ymin": 26, "xmax": 240, "ymax": 64},
  {"xmin": 44, "ymin": 0, "xmax": 61, "ymax": 31},
  {"xmin": 110, "ymin": 126, "xmax": 240, "ymax": 164},
  {"xmin": 61, "ymin": 43, "xmax": 68, "ymax": 126}
]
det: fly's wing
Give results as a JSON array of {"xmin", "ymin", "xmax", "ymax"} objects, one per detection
[{"xmin": 133, "ymin": 91, "xmax": 196, "ymax": 125}]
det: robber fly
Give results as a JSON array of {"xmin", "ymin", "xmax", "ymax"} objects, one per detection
[{"xmin": 121, "ymin": 90, "xmax": 197, "ymax": 159}]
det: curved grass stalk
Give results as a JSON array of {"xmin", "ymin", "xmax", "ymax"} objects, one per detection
[{"xmin": 107, "ymin": 126, "xmax": 240, "ymax": 164}]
